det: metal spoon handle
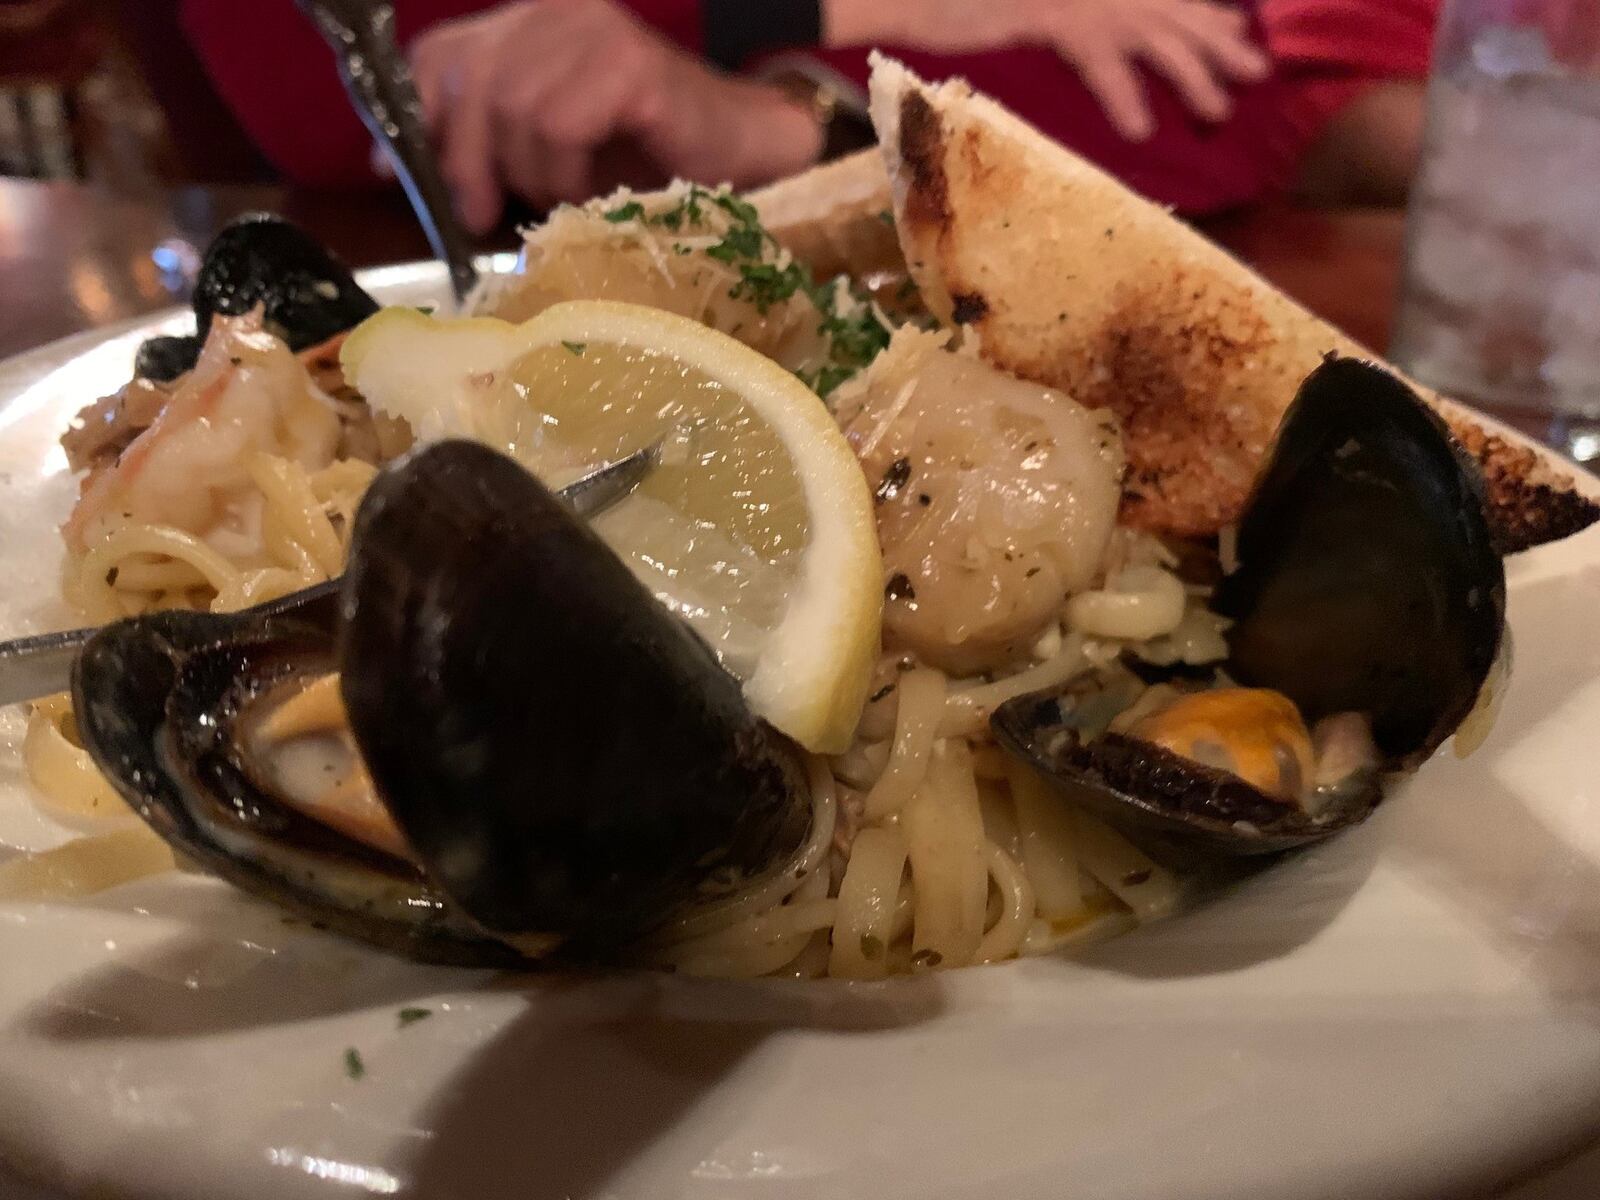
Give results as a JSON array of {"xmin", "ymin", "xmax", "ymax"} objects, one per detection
[
  {"xmin": 296, "ymin": 0, "xmax": 480, "ymax": 303},
  {"xmin": 0, "ymin": 445, "xmax": 656, "ymax": 710}
]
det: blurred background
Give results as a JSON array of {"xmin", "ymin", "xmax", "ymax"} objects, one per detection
[
  {"xmin": 0, "ymin": 0, "xmax": 262, "ymax": 190},
  {"xmin": 0, "ymin": 0, "xmax": 1434, "ymax": 350},
  {"xmin": 1, "ymin": 0, "xmax": 1596, "ymax": 457},
  {"xmin": 0, "ymin": 0, "xmax": 1431, "ymax": 202}
]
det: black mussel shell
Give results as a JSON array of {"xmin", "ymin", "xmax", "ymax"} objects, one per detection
[
  {"xmin": 338, "ymin": 441, "xmax": 812, "ymax": 949},
  {"xmin": 135, "ymin": 214, "xmax": 378, "ymax": 381},
  {"xmin": 991, "ymin": 694, "xmax": 1379, "ymax": 856},
  {"xmin": 1215, "ymin": 357, "xmax": 1505, "ymax": 769},
  {"xmin": 993, "ymin": 356, "xmax": 1504, "ymax": 854},
  {"xmin": 72, "ymin": 592, "xmax": 519, "ymax": 966},
  {"xmin": 134, "ymin": 335, "xmax": 204, "ymax": 384}
]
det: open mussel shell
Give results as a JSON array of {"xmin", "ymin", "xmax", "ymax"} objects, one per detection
[
  {"xmin": 991, "ymin": 696, "xmax": 1379, "ymax": 855},
  {"xmin": 136, "ymin": 213, "xmax": 378, "ymax": 381},
  {"xmin": 338, "ymin": 441, "xmax": 812, "ymax": 949},
  {"xmin": 72, "ymin": 591, "xmax": 520, "ymax": 965},
  {"xmin": 994, "ymin": 356, "xmax": 1506, "ymax": 855},
  {"xmin": 133, "ymin": 334, "xmax": 204, "ymax": 383},
  {"xmin": 73, "ymin": 441, "xmax": 812, "ymax": 962},
  {"xmin": 1215, "ymin": 356, "xmax": 1505, "ymax": 768}
]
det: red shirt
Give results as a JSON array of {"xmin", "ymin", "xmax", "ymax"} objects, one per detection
[
  {"xmin": 1263, "ymin": 0, "xmax": 1439, "ymax": 161},
  {"xmin": 181, "ymin": 0, "xmax": 1438, "ymax": 214}
]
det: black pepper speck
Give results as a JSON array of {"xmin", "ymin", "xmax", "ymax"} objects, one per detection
[
  {"xmin": 875, "ymin": 457, "xmax": 912, "ymax": 503},
  {"xmin": 885, "ymin": 573, "xmax": 916, "ymax": 601}
]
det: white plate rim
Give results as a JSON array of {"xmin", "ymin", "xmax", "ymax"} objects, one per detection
[{"xmin": 1, "ymin": 261, "xmax": 1599, "ymax": 1200}]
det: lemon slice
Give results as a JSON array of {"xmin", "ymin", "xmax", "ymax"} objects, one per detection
[{"xmin": 341, "ymin": 301, "xmax": 882, "ymax": 753}]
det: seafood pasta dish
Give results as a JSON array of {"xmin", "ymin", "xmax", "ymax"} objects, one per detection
[{"xmin": 7, "ymin": 57, "xmax": 1595, "ymax": 981}]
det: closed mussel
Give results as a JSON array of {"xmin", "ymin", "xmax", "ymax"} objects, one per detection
[{"xmin": 73, "ymin": 442, "xmax": 815, "ymax": 962}]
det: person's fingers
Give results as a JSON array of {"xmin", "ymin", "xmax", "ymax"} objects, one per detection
[
  {"xmin": 408, "ymin": 24, "xmax": 458, "ymax": 139},
  {"xmin": 501, "ymin": 24, "xmax": 667, "ymax": 199},
  {"xmin": 1184, "ymin": 0, "xmax": 1248, "ymax": 34},
  {"xmin": 482, "ymin": 0, "xmax": 619, "ymax": 103},
  {"xmin": 498, "ymin": 126, "xmax": 553, "ymax": 207},
  {"xmin": 1133, "ymin": 28, "xmax": 1235, "ymax": 122},
  {"xmin": 1162, "ymin": 2, "xmax": 1271, "ymax": 80},
  {"xmin": 537, "ymin": 41, "xmax": 645, "ymax": 149},
  {"xmin": 483, "ymin": 35, "xmax": 606, "ymax": 206},
  {"xmin": 538, "ymin": 143, "xmax": 596, "ymax": 204},
  {"xmin": 410, "ymin": 4, "xmax": 543, "ymax": 228},
  {"xmin": 493, "ymin": 86, "xmax": 602, "ymax": 205},
  {"xmin": 1065, "ymin": 38, "xmax": 1157, "ymax": 141},
  {"xmin": 422, "ymin": 0, "xmax": 678, "ymax": 216},
  {"xmin": 626, "ymin": 46, "xmax": 735, "ymax": 178},
  {"xmin": 437, "ymin": 57, "xmax": 503, "ymax": 234}
]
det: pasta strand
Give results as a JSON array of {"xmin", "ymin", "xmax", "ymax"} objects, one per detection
[
  {"xmin": 904, "ymin": 739, "xmax": 989, "ymax": 970},
  {"xmin": 976, "ymin": 841, "xmax": 1035, "ymax": 964},
  {"xmin": 827, "ymin": 825, "xmax": 909, "ymax": 980},
  {"xmin": 1008, "ymin": 761, "xmax": 1087, "ymax": 921},
  {"xmin": 863, "ymin": 668, "xmax": 946, "ymax": 820}
]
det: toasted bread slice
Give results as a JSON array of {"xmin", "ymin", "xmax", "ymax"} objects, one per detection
[{"xmin": 865, "ymin": 54, "xmax": 1597, "ymax": 553}]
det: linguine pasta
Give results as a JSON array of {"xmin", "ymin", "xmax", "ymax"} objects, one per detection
[
  {"xmin": 17, "ymin": 190, "xmax": 1206, "ymax": 978},
  {"xmin": 24, "ymin": 418, "xmax": 1186, "ymax": 977}
]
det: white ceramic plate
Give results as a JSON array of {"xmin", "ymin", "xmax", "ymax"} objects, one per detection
[{"xmin": 3, "ymin": 264, "xmax": 1600, "ymax": 1200}]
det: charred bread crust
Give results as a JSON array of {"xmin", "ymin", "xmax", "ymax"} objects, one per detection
[
  {"xmin": 866, "ymin": 55, "xmax": 1598, "ymax": 553},
  {"xmin": 896, "ymin": 90, "xmax": 952, "ymax": 233},
  {"xmin": 1446, "ymin": 420, "xmax": 1600, "ymax": 553}
]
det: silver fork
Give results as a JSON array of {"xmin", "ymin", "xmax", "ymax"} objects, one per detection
[
  {"xmin": 296, "ymin": 0, "xmax": 480, "ymax": 303},
  {"xmin": 0, "ymin": 446, "xmax": 656, "ymax": 709}
]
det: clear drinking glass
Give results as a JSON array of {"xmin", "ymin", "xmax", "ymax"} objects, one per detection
[{"xmin": 1391, "ymin": 0, "xmax": 1600, "ymax": 461}]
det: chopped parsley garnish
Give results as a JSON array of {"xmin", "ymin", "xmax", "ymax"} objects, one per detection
[
  {"xmin": 397, "ymin": 1007, "xmax": 432, "ymax": 1027},
  {"xmin": 602, "ymin": 200, "xmax": 645, "ymax": 223},
  {"xmin": 651, "ymin": 184, "xmax": 709, "ymax": 231},
  {"xmin": 561, "ymin": 340, "xmax": 586, "ymax": 356},
  {"xmin": 796, "ymin": 363, "xmax": 858, "ymax": 399},
  {"xmin": 598, "ymin": 183, "xmax": 891, "ymax": 396},
  {"xmin": 344, "ymin": 1048, "xmax": 365, "ymax": 1080},
  {"xmin": 876, "ymin": 208, "xmax": 895, "ymax": 227},
  {"xmin": 806, "ymin": 276, "xmax": 891, "ymax": 396},
  {"xmin": 729, "ymin": 261, "xmax": 809, "ymax": 311},
  {"xmin": 704, "ymin": 223, "xmax": 766, "ymax": 266},
  {"xmin": 709, "ymin": 192, "xmax": 756, "ymax": 222}
]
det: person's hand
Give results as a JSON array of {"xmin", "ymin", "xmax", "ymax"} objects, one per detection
[
  {"xmin": 828, "ymin": 0, "xmax": 1271, "ymax": 142},
  {"xmin": 401, "ymin": 0, "xmax": 824, "ymax": 233}
]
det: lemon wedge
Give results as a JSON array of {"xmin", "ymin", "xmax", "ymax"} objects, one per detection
[{"xmin": 340, "ymin": 301, "xmax": 882, "ymax": 753}]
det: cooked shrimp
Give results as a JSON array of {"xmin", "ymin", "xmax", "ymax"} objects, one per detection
[
  {"xmin": 62, "ymin": 328, "xmax": 401, "ymax": 477},
  {"xmin": 837, "ymin": 329, "xmax": 1125, "ymax": 675},
  {"xmin": 63, "ymin": 313, "xmax": 342, "ymax": 559}
]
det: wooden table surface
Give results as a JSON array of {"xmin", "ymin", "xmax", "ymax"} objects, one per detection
[{"xmin": 0, "ymin": 176, "xmax": 1407, "ymax": 362}]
